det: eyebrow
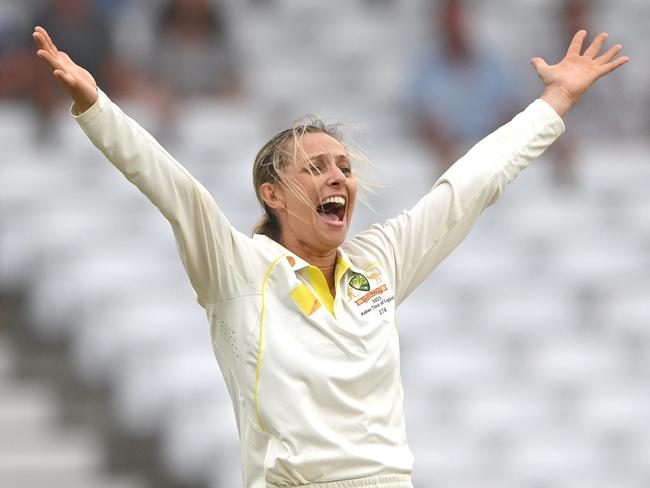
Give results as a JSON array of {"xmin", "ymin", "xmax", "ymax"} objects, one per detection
[{"xmin": 310, "ymin": 154, "xmax": 350, "ymax": 164}]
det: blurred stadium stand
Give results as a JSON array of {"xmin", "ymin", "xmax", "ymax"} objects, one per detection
[{"xmin": 1, "ymin": 0, "xmax": 649, "ymax": 487}]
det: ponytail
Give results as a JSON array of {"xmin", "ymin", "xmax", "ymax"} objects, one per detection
[{"xmin": 252, "ymin": 204, "xmax": 281, "ymax": 241}]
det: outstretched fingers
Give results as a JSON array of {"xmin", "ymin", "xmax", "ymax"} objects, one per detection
[
  {"xmin": 34, "ymin": 26, "xmax": 58, "ymax": 54},
  {"xmin": 596, "ymin": 44, "xmax": 623, "ymax": 64},
  {"xmin": 36, "ymin": 48, "xmax": 65, "ymax": 72},
  {"xmin": 32, "ymin": 31, "xmax": 50, "ymax": 53},
  {"xmin": 33, "ymin": 27, "xmax": 74, "ymax": 80},
  {"xmin": 566, "ymin": 29, "xmax": 587, "ymax": 56},
  {"xmin": 583, "ymin": 32, "xmax": 608, "ymax": 58},
  {"xmin": 598, "ymin": 54, "xmax": 630, "ymax": 77},
  {"xmin": 31, "ymin": 24, "xmax": 98, "ymax": 110}
]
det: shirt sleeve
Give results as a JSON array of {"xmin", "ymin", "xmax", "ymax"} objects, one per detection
[
  {"xmin": 72, "ymin": 89, "xmax": 259, "ymax": 307},
  {"xmin": 351, "ymin": 98, "xmax": 565, "ymax": 306}
]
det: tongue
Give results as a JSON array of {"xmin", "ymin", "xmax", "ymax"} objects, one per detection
[{"xmin": 321, "ymin": 211, "xmax": 340, "ymax": 223}]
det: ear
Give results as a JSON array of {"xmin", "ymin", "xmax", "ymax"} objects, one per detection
[{"xmin": 260, "ymin": 182, "xmax": 284, "ymax": 210}]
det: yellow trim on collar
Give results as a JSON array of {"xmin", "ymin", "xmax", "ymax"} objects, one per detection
[
  {"xmin": 304, "ymin": 258, "xmax": 350, "ymax": 317},
  {"xmin": 306, "ymin": 266, "xmax": 333, "ymax": 315},
  {"xmin": 335, "ymin": 257, "xmax": 350, "ymax": 288}
]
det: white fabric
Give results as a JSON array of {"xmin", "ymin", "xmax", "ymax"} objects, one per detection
[{"xmin": 73, "ymin": 90, "xmax": 564, "ymax": 488}]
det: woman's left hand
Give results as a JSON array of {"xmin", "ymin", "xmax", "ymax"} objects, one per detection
[{"xmin": 531, "ymin": 30, "xmax": 629, "ymax": 117}]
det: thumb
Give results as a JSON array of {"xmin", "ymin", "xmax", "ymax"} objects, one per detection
[{"xmin": 530, "ymin": 56, "xmax": 548, "ymax": 74}]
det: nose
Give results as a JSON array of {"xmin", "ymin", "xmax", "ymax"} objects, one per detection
[{"xmin": 325, "ymin": 165, "xmax": 346, "ymax": 186}]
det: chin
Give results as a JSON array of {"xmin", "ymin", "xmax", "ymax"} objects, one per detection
[
  {"xmin": 315, "ymin": 226, "xmax": 348, "ymax": 250},
  {"xmin": 317, "ymin": 232, "xmax": 345, "ymax": 248}
]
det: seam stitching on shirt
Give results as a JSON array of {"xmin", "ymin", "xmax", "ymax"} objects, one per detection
[
  {"xmin": 204, "ymin": 293, "xmax": 262, "ymax": 307},
  {"xmin": 253, "ymin": 254, "xmax": 284, "ymax": 432}
]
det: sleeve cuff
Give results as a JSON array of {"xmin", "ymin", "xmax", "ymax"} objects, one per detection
[
  {"xmin": 532, "ymin": 98, "xmax": 566, "ymax": 136},
  {"xmin": 70, "ymin": 88, "xmax": 106, "ymax": 123}
]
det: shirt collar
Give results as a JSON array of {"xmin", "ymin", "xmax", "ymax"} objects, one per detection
[{"xmin": 253, "ymin": 234, "xmax": 363, "ymax": 275}]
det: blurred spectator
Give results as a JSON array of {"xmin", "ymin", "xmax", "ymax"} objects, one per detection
[
  {"xmin": 95, "ymin": 0, "xmax": 129, "ymax": 20},
  {"xmin": 547, "ymin": 0, "xmax": 593, "ymax": 186},
  {"xmin": 0, "ymin": 0, "xmax": 121, "ymax": 141},
  {"xmin": 151, "ymin": 0, "xmax": 240, "ymax": 99},
  {"xmin": 407, "ymin": 0, "xmax": 521, "ymax": 172},
  {"xmin": 563, "ymin": 0, "xmax": 590, "ymax": 42},
  {"xmin": 0, "ymin": 3, "xmax": 32, "ymax": 104},
  {"xmin": 0, "ymin": 2, "xmax": 26, "ymax": 55},
  {"xmin": 108, "ymin": 0, "xmax": 243, "ymax": 135},
  {"xmin": 521, "ymin": 0, "xmax": 610, "ymax": 187},
  {"xmin": 0, "ymin": 0, "xmax": 241, "ymax": 142},
  {"xmin": 33, "ymin": 0, "xmax": 112, "ymax": 87}
]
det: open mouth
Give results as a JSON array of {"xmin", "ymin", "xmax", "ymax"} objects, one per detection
[{"xmin": 316, "ymin": 196, "xmax": 346, "ymax": 225}]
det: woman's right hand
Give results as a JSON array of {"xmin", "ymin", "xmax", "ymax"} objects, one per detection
[{"xmin": 33, "ymin": 26, "xmax": 98, "ymax": 114}]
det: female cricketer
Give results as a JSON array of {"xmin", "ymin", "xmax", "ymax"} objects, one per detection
[{"xmin": 33, "ymin": 25, "xmax": 628, "ymax": 488}]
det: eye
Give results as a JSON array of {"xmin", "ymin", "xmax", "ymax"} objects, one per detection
[
  {"xmin": 339, "ymin": 166, "xmax": 352, "ymax": 176},
  {"xmin": 304, "ymin": 165, "xmax": 323, "ymax": 175}
]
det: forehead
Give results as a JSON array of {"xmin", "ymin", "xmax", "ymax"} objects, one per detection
[{"xmin": 296, "ymin": 132, "xmax": 347, "ymax": 160}]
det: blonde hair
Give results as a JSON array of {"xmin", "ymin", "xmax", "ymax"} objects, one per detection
[{"xmin": 252, "ymin": 115, "xmax": 371, "ymax": 241}]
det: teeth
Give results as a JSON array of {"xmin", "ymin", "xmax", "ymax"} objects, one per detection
[{"xmin": 321, "ymin": 196, "xmax": 346, "ymax": 206}]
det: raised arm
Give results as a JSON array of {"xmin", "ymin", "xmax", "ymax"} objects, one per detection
[
  {"xmin": 353, "ymin": 31, "xmax": 628, "ymax": 305},
  {"xmin": 33, "ymin": 26, "xmax": 258, "ymax": 307}
]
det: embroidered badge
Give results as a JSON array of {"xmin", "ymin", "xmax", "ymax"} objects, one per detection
[{"xmin": 348, "ymin": 273, "xmax": 370, "ymax": 291}]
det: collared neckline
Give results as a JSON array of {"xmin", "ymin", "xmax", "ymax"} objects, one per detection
[{"xmin": 252, "ymin": 233, "xmax": 363, "ymax": 275}]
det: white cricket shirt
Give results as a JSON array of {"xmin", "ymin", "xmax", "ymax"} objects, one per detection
[{"xmin": 74, "ymin": 90, "xmax": 565, "ymax": 488}]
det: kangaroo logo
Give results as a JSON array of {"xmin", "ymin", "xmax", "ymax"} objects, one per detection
[{"xmin": 366, "ymin": 269, "xmax": 382, "ymax": 284}]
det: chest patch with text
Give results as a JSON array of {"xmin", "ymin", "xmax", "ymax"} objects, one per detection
[{"xmin": 347, "ymin": 269, "xmax": 395, "ymax": 317}]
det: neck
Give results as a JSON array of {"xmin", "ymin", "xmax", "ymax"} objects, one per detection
[
  {"xmin": 279, "ymin": 237, "xmax": 339, "ymax": 293},
  {"xmin": 285, "ymin": 242, "xmax": 338, "ymax": 271}
]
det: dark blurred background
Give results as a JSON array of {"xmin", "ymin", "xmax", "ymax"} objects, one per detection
[{"xmin": 0, "ymin": 1, "xmax": 649, "ymax": 487}]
